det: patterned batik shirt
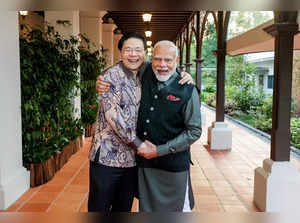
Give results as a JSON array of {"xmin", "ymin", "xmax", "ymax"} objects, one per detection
[{"xmin": 89, "ymin": 61, "xmax": 142, "ymax": 168}]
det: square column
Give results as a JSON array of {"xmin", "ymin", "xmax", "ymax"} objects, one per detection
[
  {"xmin": 102, "ymin": 23, "xmax": 117, "ymax": 68},
  {"xmin": 79, "ymin": 11, "xmax": 107, "ymax": 51},
  {"xmin": 45, "ymin": 11, "xmax": 80, "ymax": 38},
  {"xmin": 207, "ymin": 122, "xmax": 232, "ymax": 150},
  {"xmin": 254, "ymin": 12, "xmax": 300, "ymax": 212},
  {"xmin": 0, "ymin": 11, "xmax": 30, "ymax": 210},
  {"xmin": 254, "ymin": 159, "xmax": 300, "ymax": 211},
  {"xmin": 113, "ymin": 32, "xmax": 123, "ymax": 64}
]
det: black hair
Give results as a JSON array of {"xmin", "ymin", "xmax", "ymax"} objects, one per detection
[{"xmin": 118, "ymin": 32, "xmax": 147, "ymax": 51}]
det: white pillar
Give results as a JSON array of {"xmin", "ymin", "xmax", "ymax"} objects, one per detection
[
  {"xmin": 80, "ymin": 11, "xmax": 106, "ymax": 51},
  {"xmin": 207, "ymin": 122, "xmax": 232, "ymax": 150},
  {"xmin": 45, "ymin": 11, "xmax": 80, "ymax": 39},
  {"xmin": 254, "ymin": 158, "xmax": 300, "ymax": 212},
  {"xmin": 113, "ymin": 32, "xmax": 122, "ymax": 64},
  {"xmin": 45, "ymin": 11, "xmax": 81, "ymax": 119},
  {"xmin": 0, "ymin": 11, "xmax": 30, "ymax": 210},
  {"xmin": 102, "ymin": 23, "xmax": 117, "ymax": 68}
]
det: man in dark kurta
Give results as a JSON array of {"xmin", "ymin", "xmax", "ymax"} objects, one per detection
[{"xmin": 136, "ymin": 41, "xmax": 202, "ymax": 212}]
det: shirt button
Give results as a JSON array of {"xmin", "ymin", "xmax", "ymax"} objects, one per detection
[
  {"xmin": 150, "ymin": 107, "xmax": 154, "ymax": 111},
  {"xmin": 146, "ymin": 119, "xmax": 150, "ymax": 123},
  {"xmin": 154, "ymin": 95, "xmax": 158, "ymax": 99},
  {"xmin": 143, "ymin": 132, "xmax": 147, "ymax": 136}
]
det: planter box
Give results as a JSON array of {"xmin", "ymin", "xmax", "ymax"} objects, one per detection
[
  {"xmin": 24, "ymin": 136, "xmax": 83, "ymax": 187},
  {"xmin": 85, "ymin": 124, "xmax": 95, "ymax": 137},
  {"xmin": 79, "ymin": 134, "xmax": 84, "ymax": 147}
]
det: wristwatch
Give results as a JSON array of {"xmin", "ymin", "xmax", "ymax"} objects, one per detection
[{"xmin": 169, "ymin": 147, "xmax": 176, "ymax": 154}]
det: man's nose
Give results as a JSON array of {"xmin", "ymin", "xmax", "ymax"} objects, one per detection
[
  {"xmin": 159, "ymin": 59, "xmax": 167, "ymax": 66},
  {"xmin": 129, "ymin": 49, "xmax": 137, "ymax": 56}
]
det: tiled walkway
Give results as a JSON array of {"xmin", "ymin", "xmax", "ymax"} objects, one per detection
[{"xmin": 4, "ymin": 106, "xmax": 300, "ymax": 212}]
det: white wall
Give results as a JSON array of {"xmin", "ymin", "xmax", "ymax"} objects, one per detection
[
  {"xmin": 245, "ymin": 52, "xmax": 274, "ymax": 94},
  {"xmin": 0, "ymin": 11, "xmax": 30, "ymax": 210},
  {"xmin": 80, "ymin": 11, "xmax": 107, "ymax": 51}
]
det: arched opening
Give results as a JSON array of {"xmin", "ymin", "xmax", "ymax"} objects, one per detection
[
  {"xmin": 190, "ymin": 32, "xmax": 197, "ymax": 82},
  {"xmin": 201, "ymin": 13, "xmax": 217, "ymax": 105}
]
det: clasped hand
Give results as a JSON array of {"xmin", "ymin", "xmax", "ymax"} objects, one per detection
[{"xmin": 137, "ymin": 140, "xmax": 158, "ymax": 159}]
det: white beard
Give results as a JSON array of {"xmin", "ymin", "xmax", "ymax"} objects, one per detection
[{"xmin": 153, "ymin": 65, "xmax": 177, "ymax": 82}]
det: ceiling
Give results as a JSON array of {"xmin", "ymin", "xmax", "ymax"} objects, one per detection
[{"xmin": 107, "ymin": 11, "xmax": 194, "ymax": 44}]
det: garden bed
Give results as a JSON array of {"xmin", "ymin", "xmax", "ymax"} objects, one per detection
[
  {"xmin": 202, "ymin": 103, "xmax": 300, "ymax": 156},
  {"xmin": 85, "ymin": 124, "xmax": 95, "ymax": 137},
  {"xmin": 24, "ymin": 136, "xmax": 82, "ymax": 187}
]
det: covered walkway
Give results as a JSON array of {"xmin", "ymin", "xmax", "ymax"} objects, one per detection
[{"xmin": 4, "ymin": 106, "xmax": 299, "ymax": 212}]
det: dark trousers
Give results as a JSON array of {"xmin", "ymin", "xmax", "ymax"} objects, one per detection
[{"xmin": 88, "ymin": 161, "xmax": 138, "ymax": 212}]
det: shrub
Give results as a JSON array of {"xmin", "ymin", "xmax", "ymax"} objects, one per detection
[
  {"xmin": 206, "ymin": 93, "xmax": 216, "ymax": 107},
  {"xmin": 254, "ymin": 96, "xmax": 273, "ymax": 119},
  {"xmin": 252, "ymin": 118, "xmax": 272, "ymax": 133},
  {"xmin": 224, "ymin": 98, "xmax": 239, "ymax": 116},
  {"xmin": 203, "ymin": 84, "xmax": 216, "ymax": 93},
  {"xmin": 231, "ymin": 87, "xmax": 265, "ymax": 113},
  {"xmin": 253, "ymin": 95, "xmax": 296, "ymax": 120},
  {"xmin": 20, "ymin": 24, "xmax": 83, "ymax": 163},
  {"xmin": 291, "ymin": 118, "xmax": 300, "ymax": 150},
  {"xmin": 79, "ymin": 34, "xmax": 106, "ymax": 128}
]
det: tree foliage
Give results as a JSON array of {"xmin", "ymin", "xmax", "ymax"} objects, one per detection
[
  {"xmin": 20, "ymin": 21, "xmax": 107, "ymax": 164},
  {"xmin": 202, "ymin": 22, "xmax": 217, "ymax": 68},
  {"xmin": 228, "ymin": 11, "xmax": 273, "ymax": 38},
  {"xmin": 79, "ymin": 34, "xmax": 106, "ymax": 128}
]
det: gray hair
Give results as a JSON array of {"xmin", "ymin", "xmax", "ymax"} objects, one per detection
[{"xmin": 153, "ymin": 40, "xmax": 178, "ymax": 57}]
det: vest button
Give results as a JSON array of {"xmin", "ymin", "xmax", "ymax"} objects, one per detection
[
  {"xmin": 143, "ymin": 132, "xmax": 147, "ymax": 136},
  {"xmin": 150, "ymin": 107, "xmax": 154, "ymax": 111},
  {"xmin": 154, "ymin": 95, "xmax": 158, "ymax": 99},
  {"xmin": 146, "ymin": 119, "xmax": 150, "ymax": 123}
]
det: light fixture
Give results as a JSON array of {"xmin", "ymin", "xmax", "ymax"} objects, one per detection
[
  {"xmin": 19, "ymin": 11, "xmax": 28, "ymax": 16},
  {"xmin": 142, "ymin": 13, "xmax": 152, "ymax": 22},
  {"xmin": 146, "ymin": 41, "xmax": 152, "ymax": 46},
  {"xmin": 145, "ymin": 31, "xmax": 152, "ymax": 37},
  {"xmin": 147, "ymin": 47, "xmax": 152, "ymax": 52},
  {"xmin": 147, "ymin": 52, "xmax": 152, "ymax": 56}
]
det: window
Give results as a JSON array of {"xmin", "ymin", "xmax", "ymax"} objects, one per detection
[
  {"xmin": 259, "ymin": 75, "xmax": 264, "ymax": 87},
  {"xmin": 256, "ymin": 67, "xmax": 268, "ymax": 89},
  {"xmin": 267, "ymin": 75, "xmax": 274, "ymax": 89}
]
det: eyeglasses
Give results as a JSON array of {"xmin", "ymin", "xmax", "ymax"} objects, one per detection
[{"xmin": 123, "ymin": 47, "xmax": 144, "ymax": 54}]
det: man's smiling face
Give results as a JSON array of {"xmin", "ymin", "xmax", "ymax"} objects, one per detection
[
  {"xmin": 152, "ymin": 44, "xmax": 177, "ymax": 82},
  {"xmin": 120, "ymin": 37, "xmax": 146, "ymax": 74}
]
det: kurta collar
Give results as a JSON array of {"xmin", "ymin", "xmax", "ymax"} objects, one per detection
[{"xmin": 155, "ymin": 71, "xmax": 179, "ymax": 90}]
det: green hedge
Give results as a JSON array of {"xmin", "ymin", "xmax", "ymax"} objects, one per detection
[
  {"xmin": 201, "ymin": 84, "xmax": 300, "ymax": 150},
  {"xmin": 291, "ymin": 118, "xmax": 300, "ymax": 149},
  {"xmin": 79, "ymin": 35, "xmax": 106, "ymax": 128},
  {"xmin": 20, "ymin": 25, "xmax": 83, "ymax": 164}
]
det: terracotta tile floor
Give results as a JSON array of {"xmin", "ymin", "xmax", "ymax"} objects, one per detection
[{"xmin": 4, "ymin": 106, "xmax": 300, "ymax": 212}]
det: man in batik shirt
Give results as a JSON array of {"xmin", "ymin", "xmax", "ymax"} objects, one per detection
[{"xmin": 88, "ymin": 32, "xmax": 146, "ymax": 212}]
